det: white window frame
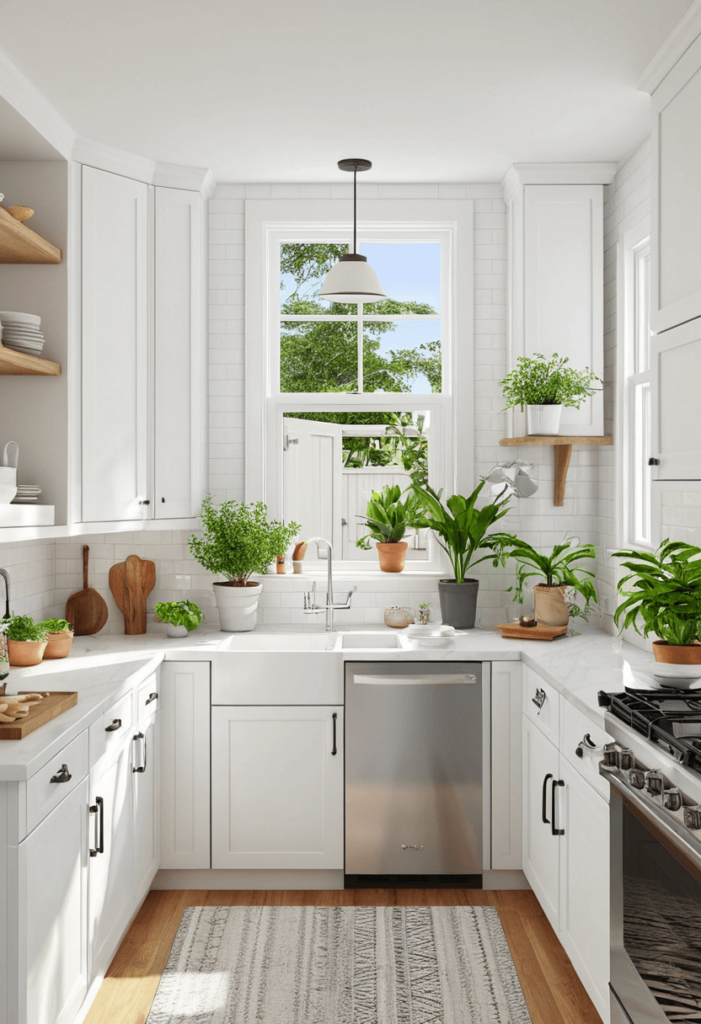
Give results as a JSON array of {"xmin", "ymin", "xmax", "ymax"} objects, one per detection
[{"xmin": 245, "ymin": 199, "xmax": 474, "ymax": 572}]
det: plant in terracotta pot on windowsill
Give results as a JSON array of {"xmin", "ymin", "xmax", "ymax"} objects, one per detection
[
  {"xmin": 356, "ymin": 484, "xmax": 418, "ymax": 573},
  {"xmin": 503, "ymin": 537, "xmax": 598, "ymax": 627},
  {"xmin": 153, "ymin": 600, "xmax": 204, "ymax": 638},
  {"xmin": 410, "ymin": 481, "xmax": 512, "ymax": 629},
  {"xmin": 499, "ymin": 352, "xmax": 602, "ymax": 435},
  {"xmin": 38, "ymin": 618, "xmax": 74, "ymax": 659},
  {"xmin": 3, "ymin": 615, "xmax": 49, "ymax": 667},
  {"xmin": 188, "ymin": 496, "xmax": 300, "ymax": 632},
  {"xmin": 613, "ymin": 540, "xmax": 701, "ymax": 666}
]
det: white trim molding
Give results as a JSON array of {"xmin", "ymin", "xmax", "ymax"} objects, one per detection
[
  {"xmin": 637, "ymin": 0, "xmax": 701, "ymax": 95},
  {"xmin": 73, "ymin": 137, "xmax": 216, "ymax": 195},
  {"xmin": 501, "ymin": 162, "xmax": 617, "ymax": 204}
]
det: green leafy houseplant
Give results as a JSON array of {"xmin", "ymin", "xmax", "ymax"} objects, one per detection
[
  {"xmin": 154, "ymin": 600, "xmax": 204, "ymax": 632},
  {"xmin": 613, "ymin": 541, "xmax": 701, "ymax": 656},
  {"xmin": 356, "ymin": 485, "xmax": 416, "ymax": 548},
  {"xmin": 503, "ymin": 538, "xmax": 598, "ymax": 621},
  {"xmin": 2, "ymin": 615, "xmax": 49, "ymax": 642},
  {"xmin": 499, "ymin": 353, "xmax": 601, "ymax": 410},
  {"xmin": 38, "ymin": 618, "xmax": 73, "ymax": 634}
]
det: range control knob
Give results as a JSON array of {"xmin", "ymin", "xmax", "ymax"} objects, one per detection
[
  {"xmin": 663, "ymin": 787, "xmax": 683, "ymax": 812},
  {"xmin": 630, "ymin": 768, "xmax": 646, "ymax": 789},
  {"xmin": 684, "ymin": 805, "xmax": 701, "ymax": 830},
  {"xmin": 644, "ymin": 770, "xmax": 664, "ymax": 795}
]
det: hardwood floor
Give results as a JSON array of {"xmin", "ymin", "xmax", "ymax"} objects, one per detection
[{"xmin": 83, "ymin": 888, "xmax": 602, "ymax": 1024}]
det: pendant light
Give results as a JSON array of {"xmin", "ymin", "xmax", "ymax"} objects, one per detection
[{"xmin": 319, "ymin": 158, "xmax": 388, "ymax": 304}]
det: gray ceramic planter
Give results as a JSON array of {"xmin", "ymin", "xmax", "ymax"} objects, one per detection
[{"xmin": 438, "ymin": 579, "xmax": 479, "ymax": 629}]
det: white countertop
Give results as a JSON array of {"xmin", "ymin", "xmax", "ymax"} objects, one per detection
[{"xmin": 0, "ymin": 625, "xmax": 658, "ymax": 781}]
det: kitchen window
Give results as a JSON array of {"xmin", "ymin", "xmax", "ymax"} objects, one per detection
[{"xmin": 245, "ymin": 199, "xmax": 473, "ymax": 570}]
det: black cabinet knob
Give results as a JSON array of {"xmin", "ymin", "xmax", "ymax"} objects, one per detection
[{"xmin": 648, "ymin": 457, "xmax": 660, "ymax": 466}]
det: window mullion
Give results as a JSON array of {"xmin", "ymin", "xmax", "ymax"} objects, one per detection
[{"xmin": 357, "ymin": 311, "xmax": 363, "ymax": 394}]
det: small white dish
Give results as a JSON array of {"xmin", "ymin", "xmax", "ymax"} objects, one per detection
[
  {"xmin": 652, "ymin": 662, "xmax": 701, "ymax": 688},
  {"xmin": 0, "ymin": 311, "xmax": 41, "ymax": 326},
  {"xmin": 407, "ymin": 624, "xmax": 455, "ymax": 638}
]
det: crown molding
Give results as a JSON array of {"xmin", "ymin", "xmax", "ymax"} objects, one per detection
[
  {"xmin": 501, "ymin": 162, "xmax": 618, "ymax": 203},
  {"xmin": 153, "ymin": 162, "xmax": 216, "ymax": 196},
  {"xmin": 0, "ymin": 45, "xmax": 75, "ymax": 158},
  {"xmin": 73, "ymin": 137, "xmax": 216, "ymax": 195},
  {"xmin": 638, "ymin": 0, "xmax": 701, "ymax": 94}
]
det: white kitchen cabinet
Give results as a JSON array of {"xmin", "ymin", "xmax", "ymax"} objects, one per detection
[
  {"xmin": 160, "ymin": 662, "xmax": 210, "ymax": 870},
  {"xmin": 15, "ymin": 778, "xmax": 89, "ymax": 1024},
  {"xmin": 522, "ymin": 714, "xmax": 561, "ymax": 927},
  {"xmin": 211, "ymin": 705, "xmax": 344, "ymax": 870},
  {"xmin": 490, "ymin": 661, "xmax": 522, "ymax": 870},
  {"xmin": 132, "ymin": 711, "xmax": 161, "ymax": 898},
  {"xmin": 81, "ymin": 165, "xmax": 150, "ymax": 523},
  {"xmin": 650, "ymin": 317, "xmax": 701, "ymax": 480}
]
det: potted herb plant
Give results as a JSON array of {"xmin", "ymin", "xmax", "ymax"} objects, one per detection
[
  {"xmin": 356, "ymin": 485, "xmax": 417, "ymax": 572},
  {"xmin": 189, "ymin": 496, "xmax": 299, "ymax": 632},
  {"xmin": 154, "ymin": 600, "xmax": 204, "ymax": 638},
  {"xmin": 3, "ymin": 615, "xmax": 49, "ymax": 667},
  {"xmin": 411, "ymin": 481, "xmax": 512, "ymax": 628},
  {"xmin": 503, "ymin": 538, "xmax": 598, "ymax": 626},
  {"xmin": 613, "ymin": 540, "xmax": 701, "ymax": 664},
  {"xmin": 499, "ymin": 352, "xmax": 601, "ymax": 435},
  {"xmin": 38, "ymin": 618, "xmax": 74, "ymax": 659}
]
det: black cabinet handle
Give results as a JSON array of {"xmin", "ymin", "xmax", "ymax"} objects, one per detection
[
  {"xmin": 576, "ymin": 733, "xmax": 596, "ymax": 758},
  {"xmin": 648, "ymin": 457, "xmax": 660, "ymax": 466},
  {"xmin": 50, "ymin": 764, "xmax": 71, "ymax": 784},
  {"xmin": 105, "ymin": 718, "xmax": 122, "ymax": 732},
  {"xmin": 145, "ymin": 692, "xmax": 158, "ymax": 706},
  {"xmin": 532, "ymin": 688, "xmax": 546, "ymax": 713},
  {"xmin": 89, "ymin": 796, "xmax": 104, "ymax": 857},
  {"xmin": 542, "ymin": 773, "xmax": 553, "ymax": 824},
  {"xmin": 139, "ymin": 499, "xmax": 151, "ymax": 505},
  {"xmin": 552, "ymin": 780, "xmax": 565, "ymax": 836},
  {"xmin": 132, "ymin": 731, "xmax": 147, "ymax": 773},
  {"xmin": 331, "ymin": 712, "xmax": 337, "ymax": 756}
]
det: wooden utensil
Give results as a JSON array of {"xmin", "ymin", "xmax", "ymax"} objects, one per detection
[
  {"xmin": 109, "ymin": 554, "xmax": 156, "ymax": 635},
  {"xmin": 65, "ymin": 545, "xmax": 108, "ymax": 636}
]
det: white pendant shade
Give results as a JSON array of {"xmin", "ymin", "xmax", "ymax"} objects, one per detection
[{"xmin": 319, "ymin": 255, "xmax": 388, "ymax": 304}]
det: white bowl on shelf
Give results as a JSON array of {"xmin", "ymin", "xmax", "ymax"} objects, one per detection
[{"xmin": 0, "ymin": 311, "xmax": 41, "ymax": 326}]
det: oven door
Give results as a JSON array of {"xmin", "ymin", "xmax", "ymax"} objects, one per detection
[{"xmin": 609, "ymin": 776, "xmax": 701, "ymax": 1024}]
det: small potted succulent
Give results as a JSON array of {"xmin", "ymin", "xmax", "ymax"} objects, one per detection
[
  {"xmin": 189, "ymin": 496, "xmax": 299, "ymax": 632},
  {"xmin": 356, "ymin": 485, "xmax": 417, "ymax": 572},
  {"xmin": 502, "ymin": 537, "xmax": 598, "ymax": 626},
  {"xmin": 3, "ymin": 615, "xmax": 49, "ymax": 667},
  {"xmin": 613, "ymin": 540, "xmax": 701, "ymax": 664},
  {"xmin": 154, "ymin": 600, "xmax": 204, "ymax": 638},
  {"xmin": 499, "ymin": 352, "xmax": 601, "ymax": 435},
  {"xmin": 38, "ymin": 618, "xmax": 74, "ymax": 659}
]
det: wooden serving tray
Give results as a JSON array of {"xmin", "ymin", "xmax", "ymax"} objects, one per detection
[
  {"xmin": 495, "ymin": 623, "xmax": 568, "ymax": 641},
  {"xmin": 0, "ymin": 692, "xmax": 78, "ymax": 740}
]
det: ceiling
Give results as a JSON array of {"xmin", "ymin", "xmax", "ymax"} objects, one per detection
[{"xmin": 0, "ymin": 0, "xmax": 692, "ymax": 182}]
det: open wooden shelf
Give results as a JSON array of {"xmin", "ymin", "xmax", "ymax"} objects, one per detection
[
  {"xmin": 0, "ymin": 206, "xmax": 62, "ymax": 264},
  {"xmin": 0, "ymin": 342, "xmax": 61, "ymax": 376},
  {"xmin": 499, "ymin": 435, "xmax": 613, "ymax": 506}
]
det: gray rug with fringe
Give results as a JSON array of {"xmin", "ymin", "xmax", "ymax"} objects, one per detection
[{"xmin": 146, "ymin": 905, "xmax": 533, "ymax": 1023}]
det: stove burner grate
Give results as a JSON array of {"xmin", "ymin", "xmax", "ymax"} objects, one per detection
[{"xmin": 598, "ymin": 688, "xmax": 701, "ymax": 774}]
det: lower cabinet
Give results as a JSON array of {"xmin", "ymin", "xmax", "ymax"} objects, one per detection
[
  {"xmin": 522, "ymin": 716, "xmax": 561, "ymax": 924},
  {"xmin": 211, "ymin": 705, "xmax": 344, "ymax": 870},
  {"xmin": 132, "ymin": 710, "xmax": 161, "ymax": 898}
]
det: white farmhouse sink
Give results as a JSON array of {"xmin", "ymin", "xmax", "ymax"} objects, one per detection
[
  {"xmin": 218, "ymin": 633, "xmax": 335, "ymax": 652},
  {"xmin": 340, "ymin": 633, "xmax": 400, "ymax": 649}
]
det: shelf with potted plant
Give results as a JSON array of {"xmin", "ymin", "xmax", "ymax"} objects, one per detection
[{"xmin": 498, "ymin": 353, "xmax": 610, "ymax": 505}]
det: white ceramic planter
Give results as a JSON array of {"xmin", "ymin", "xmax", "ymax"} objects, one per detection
[
  {"xmin": 166, "ymin": 623, "xmax": 189, "ymax": 638},
  {"xmin": 213, "ymin": 582, "xmax": 263, "ymax": 632},
  {"xmin": 526, "ymin": 404, "xmax": 563, "ymax": 435}
]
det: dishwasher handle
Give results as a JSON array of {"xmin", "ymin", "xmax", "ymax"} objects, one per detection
[{"xmin": 353, "ymin": 673, "xmax": 477, "ymax": 686}]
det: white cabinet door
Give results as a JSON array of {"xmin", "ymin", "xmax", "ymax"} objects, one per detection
[
  {"xmin": 132, "ymin": 712, "xmax": 160, "ymax": 897},
  {"xmin": 651, "ymin": 318, "xmax": 701, "ymax": 480},
  {"xmin": 211, "ymin": 705, "xmax": 344, "ymax": 870},
  {"xmin": 154, "ymin": 187, "xmax": 206, "ymax": 519},
  {"xmin": 89, "ymin": 739, "xmax": 133, "ymax": 978},
  {"xmin": 559, "ymin": 758, "xmax": 610, "ymax": 1023},
  {"xmin": 160, "ymin": 662, "xmax": 210, "ymax": 869},
  {"xmin": 522, "ymin": 715, "xmax": 560, "ymax": 929},
  {"xmin": 490, "ymin": 661, "xmax": 522, "ymax": 870},
  {"xmin": 81, "ymin": 166, "xmax": 150, "ymax": 523},
  {"xmin": 17, "ymin": 778, "xmax": 89, "ymax": 1024}
]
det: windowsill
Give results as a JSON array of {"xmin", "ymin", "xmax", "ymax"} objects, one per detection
[{"xmin": 253, "ymin": 569, "xmax": 446, "ymax": 582}]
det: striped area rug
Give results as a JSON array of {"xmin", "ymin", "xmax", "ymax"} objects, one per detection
[{"xmin": 146, "ymin": 905, "xmax": 532, "ymax": 1023}]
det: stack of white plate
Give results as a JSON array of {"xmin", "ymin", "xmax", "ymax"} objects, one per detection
[
  {"xmin": 406, "ymin": 624, "xmax": 456, "ymax": 648},
  {"xmin": 0, "ymin": 312, "xmax": 45, "ymax": 356},
  {"xmin": 12, "ymin": 485, "xmax": 42, "ymax": 504}
]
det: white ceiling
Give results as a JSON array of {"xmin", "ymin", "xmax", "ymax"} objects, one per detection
[{"xmin": 0, "ymin": 0, "xmax": 692, "ymax": 182}]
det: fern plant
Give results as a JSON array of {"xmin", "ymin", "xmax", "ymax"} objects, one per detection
[{"xmin": 499, "ymin": 353, "xmax": 601, "ymax": 410}]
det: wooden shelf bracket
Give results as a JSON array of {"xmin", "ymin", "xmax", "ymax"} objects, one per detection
[{"xmin": 499, "ymin": 435, "xmax": 613, "ymax": 506}]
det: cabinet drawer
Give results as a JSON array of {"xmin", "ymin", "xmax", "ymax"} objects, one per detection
[
  {"xmin": 26, "ymin": 730, "xmax": 89, "ymax": 834},
  {"xmin": 136, "ymin": 673, "xmax": 160, "ymax": 724},
  {"xmin": 89, "ymin": 692, "xmax": 133, "ymax": 769},
  {"xmin": 561, "ymin": 700, "xmax": 613, "ymax": 800},
  {"xmin": 522, "ymin": 666, "xmax": 560, "ymax": 744}
]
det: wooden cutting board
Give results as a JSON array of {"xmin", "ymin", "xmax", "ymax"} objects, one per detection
[
  {"xmin": 65, "ymin": 545, "xmax": 109, "ymax": 636},
  {"xmin": 0, "ymin": 692, "xmax": 78, "ymax": 740},
  {"xmin": 108, "ymin": 555, "xmax": 156, "ymax": 635},
  {"xmin": 494, "ymin": 622, "xmax": 568, "ymax": 641}
]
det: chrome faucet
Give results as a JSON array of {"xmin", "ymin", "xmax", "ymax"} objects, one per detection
[{"xmin": 302, "ymin": 537, "xmax": 356, "ymax": 631}]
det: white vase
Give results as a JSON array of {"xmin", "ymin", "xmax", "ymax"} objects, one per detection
[
  {"xmin": 166, "ymin": 623, "xmax": 188, "ymax": 638},
  {"xmin": 526, "ymin": 404, "xmax": 563, "ymax": 435},
  {"xmin": 213, "ymin": 582, "xmax": 263, "ymax": 632}
]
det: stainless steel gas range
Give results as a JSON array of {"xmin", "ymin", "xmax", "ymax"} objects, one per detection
[{"xmin": 598, "ymin": 687, "xmax": 701, "ymax": 1024}]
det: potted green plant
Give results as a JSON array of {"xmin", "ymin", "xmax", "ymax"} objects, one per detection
[
  {"xmin": 38, "ymin": 618, "xmax": 74, "ymax": 659},
  {"xmin": 613, "ymin": 540, "xmax": 701, "ymax": 664},
  {"xmin": 499, "ymin": 352, "xmax": 601, "ymax": 435},
  {"xmin": 154, "ymin": 600, "xmax": 204, "ymax": 638},
  {"xmin": 3, "ymin": 615, "xmax": 49, "ymax": 667},
  {"xmin": 411, "ymin": 481, "xmax": 512, "ymax": 628},
  {"xmin": 356, "ymin": 485, "xmax": 417, "ymax": 572},
  {"xmin": 189, "ymin": 496, "xmax": 300, "ymax": 632},
  {"xmin": 503, "ymin": 538, "xmax": 598, "ymax": 626}
]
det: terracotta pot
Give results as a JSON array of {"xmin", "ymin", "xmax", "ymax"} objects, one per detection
[
  {"xmin": 213, "ymin": 581, "xmax": 263, "ymax": 632},
  {"xmin": 43, "ymin": 629, "xmax": 74, "ymax": 659},
  {"xmin": 652, "ymin": 640, "xmax": 701, "ymax": 665},
  {"xmin": 534, "ymin": 584, "xmax": 569, "ymax": 627},
  {"xmin": 8, "ymin": 639, "xmax": 48, "ymax": 667},
  {"xmin": 376, "ymin": 542, "xmax": 408, "ymax": 573}
]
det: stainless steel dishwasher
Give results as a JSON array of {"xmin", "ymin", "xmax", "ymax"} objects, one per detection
[{"xmin": 345, "ymin": 661, "xmax": 486, "ymax": 887}]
